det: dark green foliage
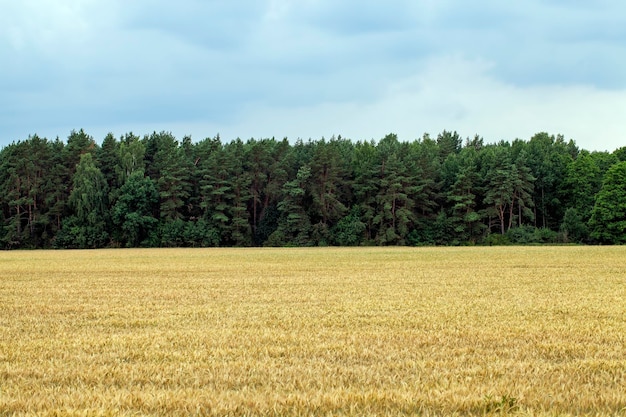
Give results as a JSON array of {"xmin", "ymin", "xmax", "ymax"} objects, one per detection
[
  {"xmin": 408, "ymin": 211, "xmax": 453, "ymax": 246},
  {"xmin": 196, "ymin": 136, "xmax": 254, "ymax": 246},
  {"xmin": 482, "ymin": 145, "xmax": 535, "ymax": 235},
  {"xmin": 436, "ymin": 130, "xmax": 462, "ymax": 161},
  {"xmin": 145, "ymin": 131, "xmax": 192, "ymax": 222},
  {"xmin": 505, "ymin": 225, "xmax": 559, "ymax": 245},
  {"xmin": 158, "ymin": 218, "xmax": 220, "ymax": 247},
  {"xmin": 117, "ymin": 133, "xmax": 145, "ymax": 187},
  {"xmin": 560, "ymin": 208, "xmax": 588, "ymax": 243},
  {"xmin": 57, "ymin": 153, "xmax": 110, "ymax": 248},
  {"xmin": 613, "ymin": 146, "xmax": 626, "ymax": 162},
  {"xmin": 275, "ymin": 164, "xmax": 313, "ymax": 246},
  {"xmin": 561, "ymin": 151, "xmax": 601, "ymax": 222},
  {"xmin": 309, "ymin": 138, "xmax": 349, "ymax": 228},
  {"xmin": 0, "ymin": 129, "xmax": 624, "ymax": 248},
  {"xmin": 111, "ymin": 170, "xmax": 159, "ymax": 247},
  {"xmin": 483, "ymin": 144, "xmax": 515, "ymax": 235},
  {"xmin": 447, "ymin": 147, "xmax": 484, "ymax": 243},
  {"xmin": 373, "ymin": 150, "xmax": 415, "ymax": 245},
  {"xmin": 589, "ymin": 162, "xmax": 626, "ymax": 244},
  {"xmin": 0, "ymin": 136, "xmax": 67, "ymax": 248},
  {"xmin": 331, "ymin": 207, "xmax": 366, "ymax": 246},
  {"xmin": 64, "ymin": 129, "xmax": 96, "ymax": 172},
  {"xmin": 224, "ymin": 139, "xmax": 252, "ymax": 246},
  {"xmin": 351, "ymin": 140, "xmax": 379, "ymax": 241},
  {"xmin": 159, "ymin": 218, "xmax": 187, "ymax": 247},
  {"xmin": 96, "ymin": 133, "xmax": 121, "ymax": 192},
  {"xmin": 525, "ymin": 133, "xmax": 575, "ymax": 229}
]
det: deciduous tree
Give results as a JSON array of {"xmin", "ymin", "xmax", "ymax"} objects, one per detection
[{"xmin": 589, "ymin": 161, "xmax": 626, "ymax": 244}]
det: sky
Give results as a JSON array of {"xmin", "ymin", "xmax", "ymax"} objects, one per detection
[{"xmin": 1, "ymin": 0, "xmax": 626, "ymax": 152}]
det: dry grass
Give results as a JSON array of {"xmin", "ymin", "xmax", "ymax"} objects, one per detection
[{"xmin": 1, "ymin": 246, "xmax": 625, "ymax": 416}]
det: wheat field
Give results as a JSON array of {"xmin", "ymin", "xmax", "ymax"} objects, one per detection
[{"xmin": 1, "ymin": 246, "xmax": 625, "ymax": 416}]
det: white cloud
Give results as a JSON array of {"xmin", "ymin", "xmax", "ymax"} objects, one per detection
[
  {"xmin": 225, "ymin": 55, "xmax": 626, "ymax": 151},
  {"xmin": 0, "ymin": 0, "xmax": 117, "ymax": 53}
]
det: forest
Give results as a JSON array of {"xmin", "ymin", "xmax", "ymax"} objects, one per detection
[{"xmin": 1, "ymin": 129, "xmax": 625, "ymax": 249}]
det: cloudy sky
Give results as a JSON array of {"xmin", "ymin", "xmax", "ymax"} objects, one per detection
[{"xmin": 1, "ymin": 1, "xmax": 625, "ymax": 151}]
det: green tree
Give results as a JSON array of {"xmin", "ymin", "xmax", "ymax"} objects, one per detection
[
  {"xmin": 483, "ymin": 145, "xmax": 515, "ymax": 235},
  {"xmin": 0, "ymin": 141, "xmax": 33, "ymax": 247},
  {"xmin": 613, "ymin": 146, "xmax": 626, "ymax": 162},
  {"xmin": 224, "ymin": 139, "xmax": 252, "ymax": 246},
  {"xmin": 436, "ymin": 130, "xmax": 462, "ymax": 161},
  {"xmin": 57, "ymin": 153, "xmax": 110, "ymax": 248},
  {"xmin": 0, "ymin": 136, "xmax": 59, "ymax": 248},
  {"xmin": 274, "ymin": 164, "xmax": 312, "ymax": 246},
  {"xmin": 483, "ymin": 145, "xmax": 535, "ymax": 235},
  {"xmin": 352, "ymin": 140, "xmax": 379, "ymax": 242},
  {"xmin": 61, "ymin": 130, "xmax": 97, "ymax": 224},
  {"xmin": 43, "ymin": 139, "xmax": 69, "ymax": 240},
  {"xmin": 243, "ymin": 138, "xmax": 292, "ymax": 245},
  {"xmin": 560, "ymin": 208, "xmax": 588, "ymax": 243},
  {"xmin": 510, "ymin": 151, "xmax": 535, "ymax": 229},
  {"xmin": 308, "ymin": 138, "xmax": 349, "ymax": 244},
  {"xmin": 588, "ymin": 161, "xmax": 626, "ymax": 244},
  {"xmin": 183, "ymin": 218, "xmax": 220, "ymax": 247},
  {"xmin": 246, "ymin": 138, "xmax": 272, "ymax": 241},
  {"xmin": 561, "ymin": 150, "xmax": 601, "ymax": 222},
  {"xmin": 143, "ymin": 132, "xmax": 191, "ymax": 222},
  {"xmin": 96, "ymin": 133, "xmax": 121, "ymax": 193},
  {"xmin": 407, "ymin": 135, "xmax": 442, "ymax": 240},
  {"xmin": 197, "ymin": 136, "xmax": 231, "ymax": 243},
  {"xmin": 112, "ymin": 170, "xmax": 159, "ymax": 247},
  {"xmin": 64, "ymin": 129, "xmax": 96, "ymax": 173},
  {"xmin": 373, "ymin": 152, "xmax": 415, "ymax": 245},
  {"xmin": 331, "ymin": 206, "xmax": 366, "ymax": 246},
  {"xmin": 447, "ymin": 147, "xmax": 484, "ymax": 243},
  {"xmin": 525, "ymin": 132, "xmax": 575, "ymax": 229},
  {"xmin": 590, "ymin": 151, "xmax": 619, "ymax": 177},
  {"xmin": 117, "ymin": 133, "xmax": 146, "ymax": 186}
]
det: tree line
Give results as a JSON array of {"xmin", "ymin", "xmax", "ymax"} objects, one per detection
[{"xmin": 1, "ymin": 129, "xmax": 625, "ymax": 249}]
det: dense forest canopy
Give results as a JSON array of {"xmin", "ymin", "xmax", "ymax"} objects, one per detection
[{"xmin": 1, "ymin": 129, "xmax": 625, "ymax": 249}]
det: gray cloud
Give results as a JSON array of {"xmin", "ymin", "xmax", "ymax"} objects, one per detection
[
  {"xmin": 432, "ymin": 1, "xmax": 626, "ymax": 88},
  {"xmin": 121, "ymin": 0, "xmax": 264, "ymax": 51},
  {"xmin": 293, "ymin": 0, "xmax": 418, "ymax": 36},
  {"xmin": 1, "ymin": 0, "xmax": 625, "ymax": 150}
]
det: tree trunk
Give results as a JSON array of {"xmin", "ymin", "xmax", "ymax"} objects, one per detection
[{"xmin": 542, "ymin": 187, "xmax": 546, "ymax": 228}]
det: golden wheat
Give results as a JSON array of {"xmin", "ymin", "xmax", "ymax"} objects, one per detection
[{"xmin": 1, "ymin": 247, "xmax": 625, "ymax": 416}]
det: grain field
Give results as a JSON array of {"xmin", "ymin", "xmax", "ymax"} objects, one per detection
[{"xmin": 1, "ymin": 247, "xmax": 625, "ymax": 416}]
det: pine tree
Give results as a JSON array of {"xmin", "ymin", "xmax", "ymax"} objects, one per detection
[
  {"xmin": 510, "ymin": 150, "xmax": 535, "ymax": 229},
  {"xmin": 308, "ymin": 138, "xmax": 348, "ymax": 244},
  {"xmin": 352, "ymin": 140, "xmax": 379, "ymax": 243},
  {"xmin": 96, "ymin": 133, "xmax": 121, "ymax": 192},
  {"xmin": 483, "ymin": 145, "xmax": 515, "ymax": 235},
  {"xmin": 143, "ymin": 132, "xmax": 191, "ymax": 222},
  {"xmin": 447, "ymin": 148, "xmax": 484, "ymax": 243},
  {"xmin": 373, "ymin": 135, "xmax": 416, "ymax": 245},
  {"xmin": 224, "ymin": 139, "xmax": 252, "ymax": 246},
  {"xmin": 274, "ymin": 165, "xmax": 312, "ymax": 246}
]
